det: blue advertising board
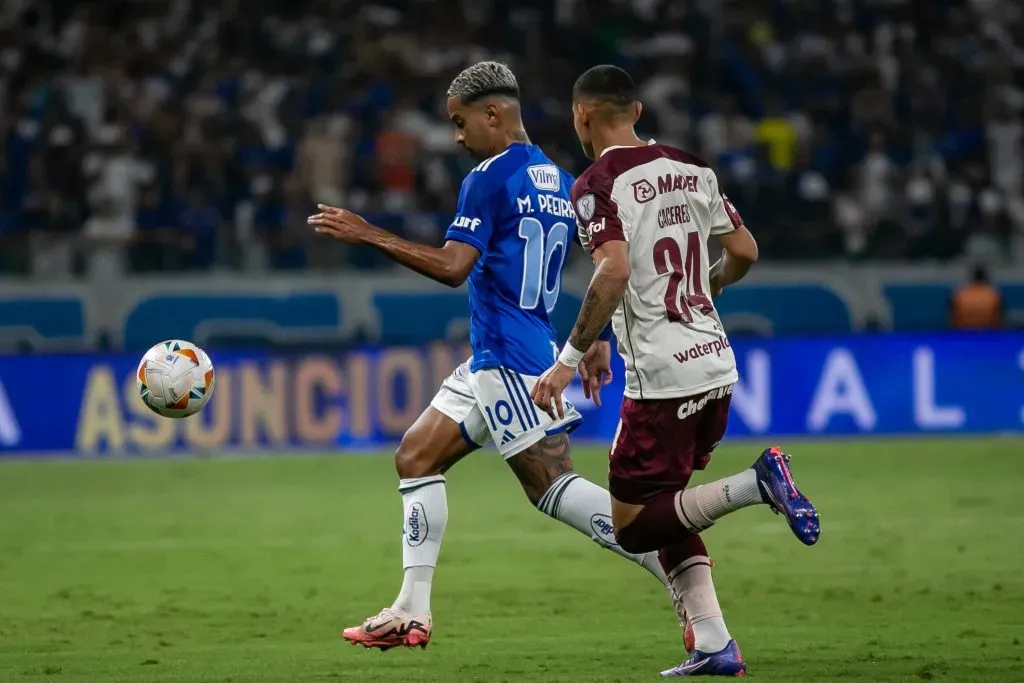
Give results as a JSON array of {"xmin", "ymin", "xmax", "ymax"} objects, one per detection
[{"xmin": 0, "ymin": 333, "xmax": 1020, "ymax": 455}]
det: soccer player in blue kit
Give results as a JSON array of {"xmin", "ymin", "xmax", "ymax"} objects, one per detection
[{"xmin": 309, "ymin": 61, "xmax": 681, "ymax": 650}]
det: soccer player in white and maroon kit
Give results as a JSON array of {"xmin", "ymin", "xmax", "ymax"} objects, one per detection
[{"xmin": 533, "ymin": 66, "xmax": 821, "ymax": 677}]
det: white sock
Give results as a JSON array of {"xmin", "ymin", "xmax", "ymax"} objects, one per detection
[
  {"xmin": 393, "ymin": 566, "xmax": 433, "ymax": 615},
  {"xmin": 668, "ymin": 556, "xmax": 731, "ymax": 653},
  {"xmin": 537, "ymin": 473, "xmax": 668, "ymax": 585},
  {"xmin": 391, "ymin": 475, "xmax": 447, "ymax": 615},
  {"xmin": 677, "ymin": 469, "xmax": 762, "ymax": 532}
]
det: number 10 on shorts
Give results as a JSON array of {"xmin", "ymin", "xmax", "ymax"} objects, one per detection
[{"xmin": 486, "ymin": 400, "xmax": 516, "ymax": 431}]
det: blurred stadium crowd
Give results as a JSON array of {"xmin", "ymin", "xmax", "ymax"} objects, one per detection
[{"xmin": 1, "ymin": 0, "xmax": 1022, "ymax": 278}]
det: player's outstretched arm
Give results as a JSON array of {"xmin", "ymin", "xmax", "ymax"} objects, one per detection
[
  {"xmin": 309, "ymin": 205, "xmax": 479, "ymax": 287},
  {"xmin": 531, "ymin": 240, "xmax": 628, "ymax": 419},
  {"xmin": 567, "ymin": 240, "xmax": 631, "ymax": 353},
  {"xmin": 710, "ymin": 224, "xmax": 758, "ymax": 295}
]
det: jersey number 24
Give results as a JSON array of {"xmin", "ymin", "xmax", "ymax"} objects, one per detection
[{"xmin": 654, "ymin": 232, "xmax": 713, "ymax": 323}]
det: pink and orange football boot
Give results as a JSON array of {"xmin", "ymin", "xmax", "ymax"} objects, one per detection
[{"xmin": 342, "ymin": 608, "xmax": 431, "ymax": 650}]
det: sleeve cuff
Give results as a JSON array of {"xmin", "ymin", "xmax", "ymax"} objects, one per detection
[{"xmin": 444, "ymin": 230, "xmax": 487, "ymax": 255}]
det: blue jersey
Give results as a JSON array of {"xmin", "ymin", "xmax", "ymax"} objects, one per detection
[{"xmin": 445, "ymin": 143, "xmax": 577, "ymax": 376}]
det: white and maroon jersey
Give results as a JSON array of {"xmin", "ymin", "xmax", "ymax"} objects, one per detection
[{"xmin": 572, "ymin": 142, "xmax": 744, "ymax": 400}]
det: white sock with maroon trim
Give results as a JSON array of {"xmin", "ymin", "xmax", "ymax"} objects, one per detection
[
  {"xmin": 677, "ymin": 470, "xmax": 762, "ymax": 532},
  {"xmin": 668, "ymin": 556, "xmax": 731, "ymax": 653}
]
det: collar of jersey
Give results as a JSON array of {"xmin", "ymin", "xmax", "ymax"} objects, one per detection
[{"xmin": 600, "ymin": 139, "xmax": 656, "ymax": 157}]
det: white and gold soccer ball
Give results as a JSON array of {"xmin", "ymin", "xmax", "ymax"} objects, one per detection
[{"xmin": 136, "ymin": 340, "xmax": 215, "ymax": 418}]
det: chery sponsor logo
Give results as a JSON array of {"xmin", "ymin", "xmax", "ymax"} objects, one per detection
[{"xmin": 678, "ymin": 385, "xmax": 734, "ymax": 420}]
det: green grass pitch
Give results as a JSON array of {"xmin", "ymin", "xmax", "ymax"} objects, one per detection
[{"xmin": 1, "ymin": 438, "xmax": 1022, "ymax": 682}]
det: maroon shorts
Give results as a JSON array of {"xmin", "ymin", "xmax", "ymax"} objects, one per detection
[{"xmin": 608, "ymin": 384, "xmax": 733, "ymax": 505}]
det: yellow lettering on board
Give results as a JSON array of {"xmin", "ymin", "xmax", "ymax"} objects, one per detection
[
  {"xmin": 186, "ymin": 367, "xmax": 232, "ymax": 449},
  {"xmin": 75, "ymin": 366, "xmax": 126, "ymax": 453},
  {"xmin": 124, "ymin": 374, "xmax": 176, "ymax": 451},
  {"xmin": 239, "ymin": 362, "xmax": 289, "ymax": 446},
  {"xmin": 377, "ymin": 349, "xmax": 424, "ymax": 436},
  {"xmin": 294, "ymin": 357, "xmax": 343, "ymax": 444},
  {"xmin": 347, "ymin": 354, "xmax": 372, "ymax": 439}
]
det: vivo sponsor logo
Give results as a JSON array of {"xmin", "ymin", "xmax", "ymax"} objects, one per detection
[
  {"xmin": 452, "ymin": 215, "xmax": 482, "ymax": 232},
  {"xmin": 590, "ymin": 513, "xmax": 618, "ymax": 546},
  {"xmin": 406, "ymin": 502, "xmax": 428, "ymax": 547},
  {"xmin": 528, "ymin": 164, "xmax": 561, "ymax": 192},
  {"xmin": 677, "ymin": 384, "xmax": 734, "ymax": 420}
]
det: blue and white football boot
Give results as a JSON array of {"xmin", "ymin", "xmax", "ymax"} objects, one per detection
[
  {"xmin": 752, "ymin": 446, "xmax": 820, "ymax": 546},
  {"xmin": 660, "ymin": 640, "xmax": 747, "ymax": 677}
]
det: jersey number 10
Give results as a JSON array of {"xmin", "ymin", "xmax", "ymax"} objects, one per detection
[
  {"xmin": 654, "ymin": 232, "xmax": 713, "ymax": 323},
  {"xmin": 518, "ymin": 217, "xmax": 570, "ymax": 314}
]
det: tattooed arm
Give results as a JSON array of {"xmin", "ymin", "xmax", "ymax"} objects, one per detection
[
  {"xmin": 530, "ymin": 240, "xmax": 629, "ymax": 419},
  {"xmin": 567, "ymin": 240, "xmax": 630, "ymax": 353},
  {"xmin": 531, "ymin": 176, "xmax": 629, "ymax": 419}
]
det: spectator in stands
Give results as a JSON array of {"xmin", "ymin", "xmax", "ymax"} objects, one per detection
[
  {"xmin": 131, "ymin": 185, "xmax": 176, "ymax": 272},
  {"xmin": 253, "ymin": 176, "xmax": 309, "ymax": 270},
  {"xmin": 375, "ymin": 109, "xmax": 419, "ymax": 212},
  {"xmin": 296, "ymin": 115, "xmax": 349, "ymax": 208},
  {"xmin": 27, "ymin": 186, "xmax": 81, "ymax": 279},
  {"xmin": 0, "ymin": 0, "xmax": 1021, "ymax": 273},
  {"xmin": 950, "ymin": 266, "xmax": 1004, "ymax": 330},
  {"xmin": 178, "ymin": 187, "xmax": 221, "ymax": 270},
  {"xmin": 696, "ymin": 95, "xmax": 753, "ymax": 167},
  {"xmin": 834, "ymin": 168, "xmax": 870, "ymax": 259},
  {"xmin": 986, "ymin": 96, "xmax": 1023, "ymax": 199},
  {"xmin": 0, "ymin": 218, "xmax": 25, "ymax": 275},
  {"xmin": 82, "ymin": 124, "xmax": 153, "ymax": 229},
  {"xmin": 859, "ymin": 131, "xmax": 896, "ymax": 228},
  {"xmin": 81, "ymin": 196, "xmax": 132, "ymax": 279},
  {"xmin": 755, "ymin": 97, "xmax": 799, "ymax": 173}
]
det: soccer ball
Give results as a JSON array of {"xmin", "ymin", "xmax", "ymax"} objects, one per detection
[{"xmin": 136, "ymin": 340, "xmax": 215, "ymax": 418}]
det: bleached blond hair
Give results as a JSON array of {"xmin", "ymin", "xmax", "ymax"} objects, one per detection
[{"xmin": 446, "ymin": 61, "xmax": 520, "ymax": 103}]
